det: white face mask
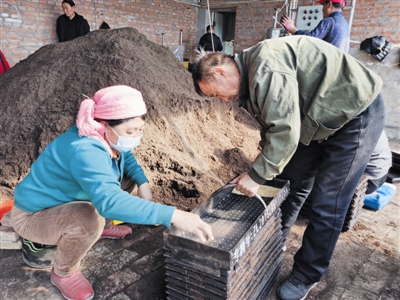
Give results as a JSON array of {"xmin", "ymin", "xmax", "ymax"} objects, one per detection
[{"xmin": 107, "ymin": 126, "xmax": 142, "ymax": 152}]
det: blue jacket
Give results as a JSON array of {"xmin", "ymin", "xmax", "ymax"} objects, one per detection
[
  {"xmin": 14, "ymin": 125, "xmax": 175, "ymax": 227},
  {"xmin": 295, "ymin": 11, "xmax": 349, "ymax": 52}
]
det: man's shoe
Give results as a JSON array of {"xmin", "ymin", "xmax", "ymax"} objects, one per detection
[
  {"xmin": 51, "ymin": 268, "xmax": 94, "ymax": 300},
  {"xmin": 277, "ymin": 273, "xmax": 318, "ymax": 300},
  {"xmin": 100, "ymin": 224, "xmax": 132, "ymax": 239},
  {"xmin": 21, "ymin": 238, "xmax": 57, "ymax": 269}
]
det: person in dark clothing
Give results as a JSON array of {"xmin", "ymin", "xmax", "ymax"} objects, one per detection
[
  {"xmin": 364, "ymin": 131, "xmax": 392, "ymax": 194},
  {"xmin": 99, "ymin": 21, "xmax": 110, "ymax": 30},
  {"xmin": 56, "ymin": 0, "xmax": 90, "ymax": 43},
  {"xmin": 0, "ymin": 50, "xmax": 10, "ymax": 74},
  {"xmin": 281, "ymin": 0, "xmax": 349, "ymax": 52},
  {"xmin": 198, "ymin": 25, "xmax": 223, "ymax": 52},
  {"xmin": 191, "ymin": 36, "xmax": 385, "ymax": 300}
]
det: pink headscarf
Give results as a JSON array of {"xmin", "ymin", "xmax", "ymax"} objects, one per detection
[{"xmin": 76, "ymin": 85, "xmax": 147, "ymax": 155}]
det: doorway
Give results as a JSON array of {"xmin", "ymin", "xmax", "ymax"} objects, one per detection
[{"xmin": 196, "ymin": 8, "xmax": 236, "ymax": 55}]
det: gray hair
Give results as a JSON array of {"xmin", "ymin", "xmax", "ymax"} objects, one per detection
[
  {"xmin": 194, "ymin": 47, "xmax": 208, "ymax": 62},
  {"xmin": 191, "ymin": 50, "xmax": 235, "ymax": 95}
]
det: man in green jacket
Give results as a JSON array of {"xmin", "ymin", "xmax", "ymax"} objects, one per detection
[{"xmin": 191, "ymin": 35, "xmax": 385, "ymax": 300}]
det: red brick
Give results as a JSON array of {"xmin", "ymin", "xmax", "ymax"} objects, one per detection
[{"xmin": 2, "ymin": 0, "xmax": 400, "ymax": 66}]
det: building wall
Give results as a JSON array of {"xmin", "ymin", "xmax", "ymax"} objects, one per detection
[
  {"xmin": 3, "ymin": 1, "xmax": 398, "ymax": 66},
  {"xmin": 1, "ymin": 0, "xmax": 399, "ymax": 139},
  {"xmin": 0, "ymin": 0, "xmax": 198, "ymax": 65},
  {"xmin": 349, "ymin": 47, "xmax": 400, "ymax": 141},
  {"xmin": 204, "ymin": 0, "xmax": 400, "ymax": 53}
]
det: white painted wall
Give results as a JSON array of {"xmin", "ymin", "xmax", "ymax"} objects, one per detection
[{"xmin": 349, "ymin": 46, "xmax": 400, "ymax": 141}]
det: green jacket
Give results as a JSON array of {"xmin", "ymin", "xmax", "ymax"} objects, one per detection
[{"xmin": 235, "ymin": 36, "xmax": 383, "ymax": 183}]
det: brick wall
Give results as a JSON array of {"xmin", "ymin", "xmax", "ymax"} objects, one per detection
[
  {"xmin": 0, "ymin": 0, "xmax": 198, "ymax": 67},
  {"xmin": 204, "ymin": 0, "xmax": 400, "ymax": 53},
  {"xmin": 1, "ymin": 1, "xmax": 399, "ymax": 67}
]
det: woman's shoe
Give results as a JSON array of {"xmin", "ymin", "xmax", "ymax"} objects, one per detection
[
  {"xmin": 100, "ymin": 224, "xmax": 132, "ymax": 239},
  {"xmin": 51, "ymin": 268, "xmax": 94, "ymax": 300}
]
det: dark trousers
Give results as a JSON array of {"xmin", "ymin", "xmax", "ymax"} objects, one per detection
[{"xmin": 279, "ymin": 94, "xmax": 385, "ymax": 284}]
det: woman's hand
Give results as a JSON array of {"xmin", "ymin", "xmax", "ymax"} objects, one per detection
[
  {"xmin": 230, "ymin": 173, "xmax": 260, "ymax": 197},
  {"xmin": 171, "ymin": 210, "xmax": 214, "ymax": 243},
  {"xmin": 138, "ymin": 182, "xmax": 152, "ymax": 201}
]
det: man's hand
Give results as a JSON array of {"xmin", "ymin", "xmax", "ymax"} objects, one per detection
[
  {"xmin": 171, "ymin": 210, "xmax": 214, "ymax": 243},
  {"xmin": 230, "ymin": 173, "xmax": 260, "ymax": 197},
  {"xmin": 280, "ymin": 15, "xmax": 298, "ymax": 35}
]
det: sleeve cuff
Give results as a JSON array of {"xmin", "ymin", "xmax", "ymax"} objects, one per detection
[
  {"xmin": 136, "ymin": 178, "xmax": 149, "ymax": 187},
  {"xmin": 163, "ymin": 206, "xmax": 177, "ymax": 228},
  {"xmin": 248, "ymin": 169, "xmax": 266, "ymax": 185}
]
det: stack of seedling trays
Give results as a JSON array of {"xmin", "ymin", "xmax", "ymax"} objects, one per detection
[
  {"xmin": 298, "ymin": 175, "xmax": 368, "ymax": 232},
  {"xmin": 163, "ymin": 179, "xmax": 290, "ymax": 300},
  {"xmin": 342, "ymin": 175, "xmax": 368, "ymax": 232}
]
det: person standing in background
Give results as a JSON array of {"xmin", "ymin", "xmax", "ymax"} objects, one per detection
[
  {"xmin": 0, "ymin": 50, "xmax": 10, "ymax": 74},
  {"xmin": 198, "ymin": 25, "xmax": 223, "ymax": 52},
  {"xmin": 99, "ymin": 21, "xmax": 110, "ymax": 30},
  {"xmin": 281, "ymin": 0, "xmax": 349, "ymax": 52},
  {"xmin": 364, "ymin": 131, "xmax": 392, "ymax": 194},
  {"xmin": 56, "ymin": 0, "xmax": 90, "ymax": 43}
]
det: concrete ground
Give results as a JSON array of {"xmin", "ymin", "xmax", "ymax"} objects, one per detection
[
  {"xmin": 0, "ymin": 142, "xmax": 399, "ymax": 300},
  {"xmin": 277, "ymin": 188, "xmax": 400, "ymax": 300}
]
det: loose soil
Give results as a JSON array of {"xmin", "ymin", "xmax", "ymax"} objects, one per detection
[{"xmin": 0, "ymin": 27, "xmax": 260, "ymax": 207}]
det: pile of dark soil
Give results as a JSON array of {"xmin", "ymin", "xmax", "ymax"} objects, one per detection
[{"xmin": 0, "ymin": 27, "xmax": 260, "ymax": 211}]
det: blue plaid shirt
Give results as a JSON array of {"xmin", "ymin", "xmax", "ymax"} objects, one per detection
[{"xmin": 295, "ymin": 11, "xmax": 349, "ymax": 52}]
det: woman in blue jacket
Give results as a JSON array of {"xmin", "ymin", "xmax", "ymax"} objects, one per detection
[{"xmin": 10, "ymin": 85, "xmax": 213, "ymax": 300}]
